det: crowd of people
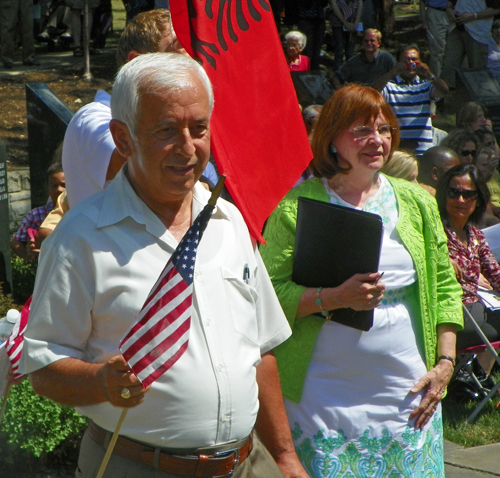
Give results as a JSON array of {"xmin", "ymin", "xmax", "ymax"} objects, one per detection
[
  {"xmin": 6, "ymin": 3, "xmax": 500, "ymax": 478},
  {"xmin": 0, "ymin": 0, "xmax": 169, "ymax": 68}
]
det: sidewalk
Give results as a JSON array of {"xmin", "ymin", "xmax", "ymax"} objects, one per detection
[
  {"xmin": 445, "ymin": 440, "xmax": 500, "ymax": 477},
  {"xmin": 0, "ymin": 41, "xmax": 116, "ymax": 78}
]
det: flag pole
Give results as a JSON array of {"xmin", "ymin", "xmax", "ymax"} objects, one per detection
[
  {"xmin": 0, "ymin": 384, "xmax": 12, "ymax": 425},
  {"xmin": 82, "ymin": 0, "xmax": 92, "ymax": 81},
  {"xmin": 208, "ymin": 174, "xmax": 226, "ymax": 207},
  {"xmin": 95, "ymin": 407, "xmax": 129, "ymax": 478}
]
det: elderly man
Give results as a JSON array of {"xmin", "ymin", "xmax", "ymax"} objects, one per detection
[
  {"xmin": 21, "ymin": 53, "xmax": 307, "ymax": 478},
  {"xmin": 378, "ymin": 45, "xmax": 448, "ymax": 154},
  {"xmin": 333, "ymin": 29, "xmax": 396, "ymax": 88},
  {"xmin": 418, "ymin": 145, "xmax": 460, "ymax": 196}
]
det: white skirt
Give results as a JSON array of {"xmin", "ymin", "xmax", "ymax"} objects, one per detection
[{"xmin": 285, "ymin": 292, "xmax": 445, "ymax": 478}]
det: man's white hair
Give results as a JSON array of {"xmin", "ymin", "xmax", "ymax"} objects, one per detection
[{"xmin": 111, "ymin": 52, "xmax": 214, "ymax": 137}]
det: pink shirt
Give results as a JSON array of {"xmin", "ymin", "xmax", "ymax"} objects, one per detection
[{"xmin": 287, "ymin": 55, "xmax": 311, "ymax": 72}]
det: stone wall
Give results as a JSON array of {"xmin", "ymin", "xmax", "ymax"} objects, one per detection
[{"xmin": 7, "ymin": 168, "xmax": 32, "ymax": 235}]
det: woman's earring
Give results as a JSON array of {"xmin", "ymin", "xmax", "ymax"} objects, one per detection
[{"xmin": 330, "ymin": 144, "xmax": 337, "ymax": 155}]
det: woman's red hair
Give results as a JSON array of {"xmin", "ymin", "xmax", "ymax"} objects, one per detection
[{"xmin": 310, "ymin": 84, "xmax": 400, "ymax": 178}]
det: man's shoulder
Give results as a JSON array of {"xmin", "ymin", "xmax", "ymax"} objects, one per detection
[
  {"xmin": 52, "ymin": 190, "xmax": 107, "ymax": 235},
  {"xmin": 343, "ymin": 52, "xmax": 366, "ymax": 68},
  {"xmin": 68, "ymin": 91, "xmax": 111, "ymax": 127},
  {"xmin": 385, "ymin": 76, "xmax": 430, "ymax": 92},
  {"xmin": 377, "ymin": 50, "xmax": 396, "ymax": 63}
]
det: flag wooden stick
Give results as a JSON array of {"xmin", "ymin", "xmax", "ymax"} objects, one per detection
[
  {"xmin": 208, "ymin": 174, "xmax": 226, "ymax": 207},
  {"xmin": 0, "ymin": 384, "xmax": 12, "ymax": 425},
  {"xmin": 82, "ymin": 0, "xmax": 92, "ymax": 81},
  {"xmin": 95, "ymin": 408, "xmax": 129, "ymax": 478}
]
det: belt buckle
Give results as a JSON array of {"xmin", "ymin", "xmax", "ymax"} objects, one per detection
[{"xmin": 214, "ymin": 447, "xmax": 240, "ymax": 477}]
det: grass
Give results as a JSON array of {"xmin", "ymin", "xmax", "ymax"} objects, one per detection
[
  {"xmin": 443, "ymin": 370, "xmax": 500, "ymax": 447},
  {"xmin": 394, "ymin": 2, "xmax": 421, "ymax": 18},
  {"xmin": 443, "ymin": 397, "xmax": 500, "ymax": 447},
  {"xmin": 111, "ymin": 0, "xmax": 127, "ymax": 33}
]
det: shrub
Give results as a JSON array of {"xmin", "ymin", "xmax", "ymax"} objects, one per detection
[
  {"xmin": 0, "ymin": 379, "xmax": 87, "ymax": 473},
  {"xmin": 0, "ymin": 288, "xmax": 19, "ymax": 317},
  {"xmin": 10, "ymin": 256, "xmax": 37, "ymax": 305}
]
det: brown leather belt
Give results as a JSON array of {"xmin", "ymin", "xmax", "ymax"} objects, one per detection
[{"xmin": 88, "ymin": 421, "xmax": 252, "ymax": 477}]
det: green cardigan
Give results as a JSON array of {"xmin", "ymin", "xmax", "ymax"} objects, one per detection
[{"xmin": 260, "ymin": 176, "xmax": 463, "ymax": 403}]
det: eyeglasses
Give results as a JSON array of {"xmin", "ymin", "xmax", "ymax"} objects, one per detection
[
  {"xmin": 446, "ymin": 187, "xmax": 479, "ymax": 201},
  {"xmin": 460, "ymin": 149, "xmax": 476, "ymax": 157},
  {"xmin": 349, "ymin": 125, "xmax": 396, "ymax": 139}
]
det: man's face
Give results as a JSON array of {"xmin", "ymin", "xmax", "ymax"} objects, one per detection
[
  {"xmin": 124, "ymin": 76, "xmax": 211, "ymax": 209},
  {"xmin": 158, "ymin": 26, "xmax": 186, "ymax": 55},
  {"xmin": 362, "ymin": 33, "xmax": 381, "ymax": 55},
  {"xmin": 399, "ymin": 49, "xmax": 420, "ymax": 80}
]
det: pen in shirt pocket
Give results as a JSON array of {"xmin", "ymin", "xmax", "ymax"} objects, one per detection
[{"xmin": 243, "ymin": 263, "xmax": 250, "ymax": 284}]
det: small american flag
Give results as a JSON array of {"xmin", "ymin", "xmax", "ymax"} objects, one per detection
[
  {"xmin": 6, "ymin": 297, "xmax": 31, "ymax": 380},
  {"xmin": 120, "ymin": 178, "xmax": 225, "ymax": 388}
]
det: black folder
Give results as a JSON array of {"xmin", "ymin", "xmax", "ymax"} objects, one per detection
[{"xmin": 292, "ymin": 197, "xmax": 383, "ymax": 331}]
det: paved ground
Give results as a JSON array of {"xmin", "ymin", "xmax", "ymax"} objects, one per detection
[{"xmin": 445, "ymin": 440, "xmax": 500, "ymax": 477}]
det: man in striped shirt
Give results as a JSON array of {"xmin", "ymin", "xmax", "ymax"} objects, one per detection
[{"xmin": 378, "ymin": 45, "xmax": 448, "ymax": 154}]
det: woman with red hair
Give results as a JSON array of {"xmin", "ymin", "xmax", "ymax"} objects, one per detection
[{"xmin": 261, "ymin": 84, "xmax": 463, "ymax": 477}]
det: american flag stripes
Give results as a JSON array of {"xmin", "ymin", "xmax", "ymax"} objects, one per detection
[
  {"xmin": 120, "ymin": 180, "xmax": 224, "ymax": 388},
  {"xmin": 6, "ymin": 297, "xmax": 31, "ymax": 380}
]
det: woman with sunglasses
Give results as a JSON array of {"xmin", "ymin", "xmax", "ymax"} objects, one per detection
[
  {"xmin": 261, "ymin": 84, "xmax": 462, "ymax": 477},
  {"xmin": 440, "ymin": 129, "xmax": 478, "ymax": 164},
  {"xmin": 437, "ymin": 163, "xmax": 500, "ymax": 380}
]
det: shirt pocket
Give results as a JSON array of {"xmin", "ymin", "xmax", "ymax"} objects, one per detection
[{"xmin": 221, "ymin": 267, "xmax": 259, "ymax": 345}]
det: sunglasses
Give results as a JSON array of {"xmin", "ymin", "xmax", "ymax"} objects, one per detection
[
  {"xmin": 349, "ymin": 125, "xmax": 396, "ymax": 139},
  {"xmin": 446, "ymin": 187, "xmax": 479, "ymax": 201},
  {"xmin": 460, "ymin": 149, "xmax": 476, "ymax": 157}
]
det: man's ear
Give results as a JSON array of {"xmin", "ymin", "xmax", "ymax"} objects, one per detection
[
  {"xmin": 109, "ymin": 119, "xmax": 135, "ymax": 158},
  {"xmin": 126, "ymin": 50, "xmax": 141, "ymax": 62},
  {"xmin": 430, "ymin": 166, "xmax": 439, "ymax": 182}
]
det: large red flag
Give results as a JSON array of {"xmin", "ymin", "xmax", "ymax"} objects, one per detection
[{"xmin": 171, "ymin": 0, "xmax": 312, "ymax": 241}]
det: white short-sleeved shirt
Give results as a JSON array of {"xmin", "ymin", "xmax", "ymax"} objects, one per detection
[
  {"xmin": 62, "ymin": 90, "xmax": 115, "ymax": 209},
  {"xmin": 21, "ymin": 168, "xmax": 291, "ymax": 448}
]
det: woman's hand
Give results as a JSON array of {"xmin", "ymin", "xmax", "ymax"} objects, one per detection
[
  {"xmin": 478, "ymin": 273, "xmax": 493, "ymax": 290},
  {"xmin": 296, "ymin": 272, "xmax": 385, "ymax": 318},
  {"xmin": 409, "ymin": 359, "xmax": 454, "ymax": 429},
  {"xmin": 328, "ymin": 272, "xmax": 385, "ymax": 311},
  {"xmin": 450, "ymin": 258, "xmax": 463, "ymax": 282}
]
